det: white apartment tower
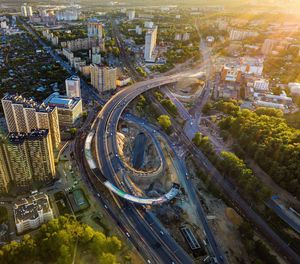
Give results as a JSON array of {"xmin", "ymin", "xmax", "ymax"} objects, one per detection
[
  {"xmin": 21, "ymin": 4, "xmax": 33, "ymax": 17},
  {"xmin": 90, "ymin": 64, "xmax": 117, "ymax": 93},
  {"xmin": 144, "ymin": 26, "xmax": 158, "ymax": 62},
  {"xmin": 65, "ymin": 75, "xmax": 81, "ymax": 98},
  {"xmin": 128, "ymin": 10, "xmax": 135, "ymax": 20}
]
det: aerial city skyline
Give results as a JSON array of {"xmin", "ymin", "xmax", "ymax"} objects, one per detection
[{"xmin": 0, "ymin": 1, "xmax": 300, "ymax": 264}]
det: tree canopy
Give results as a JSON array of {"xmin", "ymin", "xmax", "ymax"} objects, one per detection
[
  {"xmin": 0, "ymin": 216, "xmax": 122, "ymax": 264},
  {"xmin": 218, "ymin": 103, "xmax": 300, "ymax": 199},
  {"xmin": 157, "ymin": 115, "xmax": 172, "ymax": 131}
]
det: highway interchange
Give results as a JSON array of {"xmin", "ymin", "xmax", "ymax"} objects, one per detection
[{"xmin": 19, "ymin": 18, "xmax": 300, "ymax": 264}]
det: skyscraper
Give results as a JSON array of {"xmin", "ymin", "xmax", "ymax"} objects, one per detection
[
  {"xmin": 144, "ymin": 26, "xmax": 157, "ymax": 62},
  {"xmin": 1, "ymin": 95, "xmax": 61, "ymax": 149},
  {"xmin": 0, "ymin": 129, "xmax": 55, "ymax": 189},
  {"xmin": 65, "ymin": 75, "xmax": 81, "ymax": 98},
  {"xmin": 90, "ymin": 64, "xmax": 117, "ymax": 93}
]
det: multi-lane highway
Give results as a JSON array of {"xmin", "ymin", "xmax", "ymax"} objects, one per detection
[{"xmin": 93, "ymin": 72, "xmax": 228, "ymax": 263}]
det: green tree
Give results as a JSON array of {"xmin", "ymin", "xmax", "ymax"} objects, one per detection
[
  {"xmin": 0, "ymin": 216, "xmax": 123, "ymax": 264},
  {"xmin": 157, "ymin": 115, "xmax": 172, "ymax": 131},
  {"xmin": 161, "ymin": 99, "xmax": 178, "ymax": 116}
]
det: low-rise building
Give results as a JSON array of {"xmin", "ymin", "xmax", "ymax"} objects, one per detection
[
  {"xmin": 14, "ymin": 193, "xmax": 53, "ymax": 234},
  {"xmin": 239, "ymin": 57, "xmax": 264, "ymax": 76},
  {"xmin": 253, "ymin": 79, "xmax": 269, "ymax": 91},
  {"xmin": 116, "ymin": 77, "xmax": 131, "ymax": 87},
  {"xmin": 229, "ymin": 29, "xmax": 258, "ymax": 41},
  {"xmin": 144, "ymin": 21, "xmax": 154, "ymax": 29},
  {"xmin": 44, "ymin": 93, "xmax": 82, "ymax": 128},
  {"xmin": 288, "ymin": 82, "xmax": 300, "ymax": 96}
]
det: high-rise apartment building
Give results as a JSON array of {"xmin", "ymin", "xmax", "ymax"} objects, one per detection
[
  {"xmin": 87, "ymin": 18, "xmax": 103, "ymax": 40},
  {"xmin": 1, "ymin": 95, "xmax": 61, "ymax": 149},
  {"xmin": 0, "ymin": 137, "xmax": 10, "ymax": 193},
  {"xmin": 26, "ymin": 130, "xmax": 55, "ymax": 182},
  {"xmin": 90, "ymin": 64, "xmax": 117, "ymax": 93},
  {"xmin": 1, "ymin": 130, "xmax": 55, "ymax": 189},
  {"xmin": 3, "ymin": 132, "xmax": 33, "ymax": 188},
  {"xmin": 21, "ymin": 4, "xmax": 27, "ymax": 17},
  {"xmin": 27, "ymin": 5, "xmax": 33, "ymax": 17},
  {"xmin": 144, "ymin": 26, "xmax": 157, "ymax": 62},
  {"xmin": 21, "ymin": 4, "xmax": 33, "ymax": 17},
  {"xmin": 65, "ymin": 75, "xmax": 81, "ymax": 97},
  {"xmin": 128, "ymin": 10, "xmax": 135, "ymax": 20},
  {"xmin": 261, "ymin": 39, "xmax": 278, "ymax": 55}
]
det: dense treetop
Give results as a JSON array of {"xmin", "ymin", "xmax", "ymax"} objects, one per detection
[
  {"xmin": 217, "ymin": 102, "xmax": 300, "ymax": 199},
  {"xmin": 0, "ymin": 216, "xmax": 122, "ymax": 264}
]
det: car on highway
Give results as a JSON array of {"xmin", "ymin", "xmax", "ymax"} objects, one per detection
[
  {"xmin": 160, "ymin": 230, "xmax": 164, "ymax": 235},
  {"xmin": 125, "ymin": 232, "xmax": 130, "ymax": 238}
]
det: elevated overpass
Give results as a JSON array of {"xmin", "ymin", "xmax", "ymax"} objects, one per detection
[{"xmin": 84, "ymin": 131, "xmax": 180, "ymax": 205}]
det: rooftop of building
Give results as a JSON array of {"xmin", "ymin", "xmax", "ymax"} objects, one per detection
[
  {"xmin": 88, "ymin": 18, "xmax": 101, "ymax": 24},
  {"xmin": 66, "ymin": 75, "xmax": 80, "ymax": 81},
  {"xmin": 8, "ymin": 129, "xmax": 49, "ymax": 144},
  {"xmin": 2, "ymin": 94, "xmax": 54, "ymax": 113},
  {"xmin": 43, "ymin": 93, "xmax": 81, "ymax": 109},
  {"xmin": 14, "ymin": 193, "xmax": 52, "ymax": 224}
]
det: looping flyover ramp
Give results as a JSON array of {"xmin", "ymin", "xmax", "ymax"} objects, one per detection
[{"xmin": 84, "ymin": 131, "xmax": 180, "ymax": 205}]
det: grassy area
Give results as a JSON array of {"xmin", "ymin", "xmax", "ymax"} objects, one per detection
[
  {"xmin": 68, "ymin": 188, "xmax": 90, "ymax": 213},
  {"xmin": 92, "ymin": 215, "xmax": 111, "ymax": 236},
  {"xmin": 54, "ymin": 191, "xmax": 73, "ymax": 216}
]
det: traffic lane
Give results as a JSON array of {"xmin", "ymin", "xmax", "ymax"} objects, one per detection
[
  {"xmin": 124, "ymin": 207, "xmax": 181, "ymax": 264},
  {"xmin": 99, "ymin": 103, "xmax": 194, "ymax": 263},
  {"xmin": 143, "ymin": 211, "xmax": 194, "ymax": 264}
]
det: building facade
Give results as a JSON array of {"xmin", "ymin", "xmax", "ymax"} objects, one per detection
[
  {"xmin": 128, "ymin": 10, "xmax": 135, "ymax": 20},
  {"xmin": 0, "ymin": 130, "xmax": 55, "ymax": 189},
  {"xmin": 14, "ymin": 193, "xmax": 54, "ymax": 234},
  {"xmin": 87, "ymin": 19, "xmax": 103, "ymax": 39},
  {"xmin": 261, "ymin": 39, "xmax": 278, "ymax": 55},
  {"xmin": 1, "ymin": 95, "xmax": 61, "ymax": 149},
  {"xmin": 90, "ymin": 64, "xmax": 117, "ymax": 93},
  {"xmin": 21, "ymin": 4, "xmax": 33, "ymax": 17},
  {"xmin": 65, "ymin": 75, "xmax": 81, "ymax": 98},
  {"xmin": 144, "ymin": 26, "xmax": 157, "ymax": 62},
  {"xmin": 229, "ymin": 29, "xmax": 258, "ymax": 41},
  {"xmin": 0, "ymin": 138, "xmax": 11, "ymax": 193},
  {"xmin": 44, "ymin": 94, "xmax": 83, "ymax": 127}
]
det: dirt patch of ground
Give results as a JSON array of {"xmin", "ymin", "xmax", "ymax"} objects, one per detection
[
  {"xmin": 185, "ymin": 158, "xmax": 251, "ymax": 264},
  {"xmin": 225, "ymin": 208, "xmax": 243, "ymax": 226}
]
